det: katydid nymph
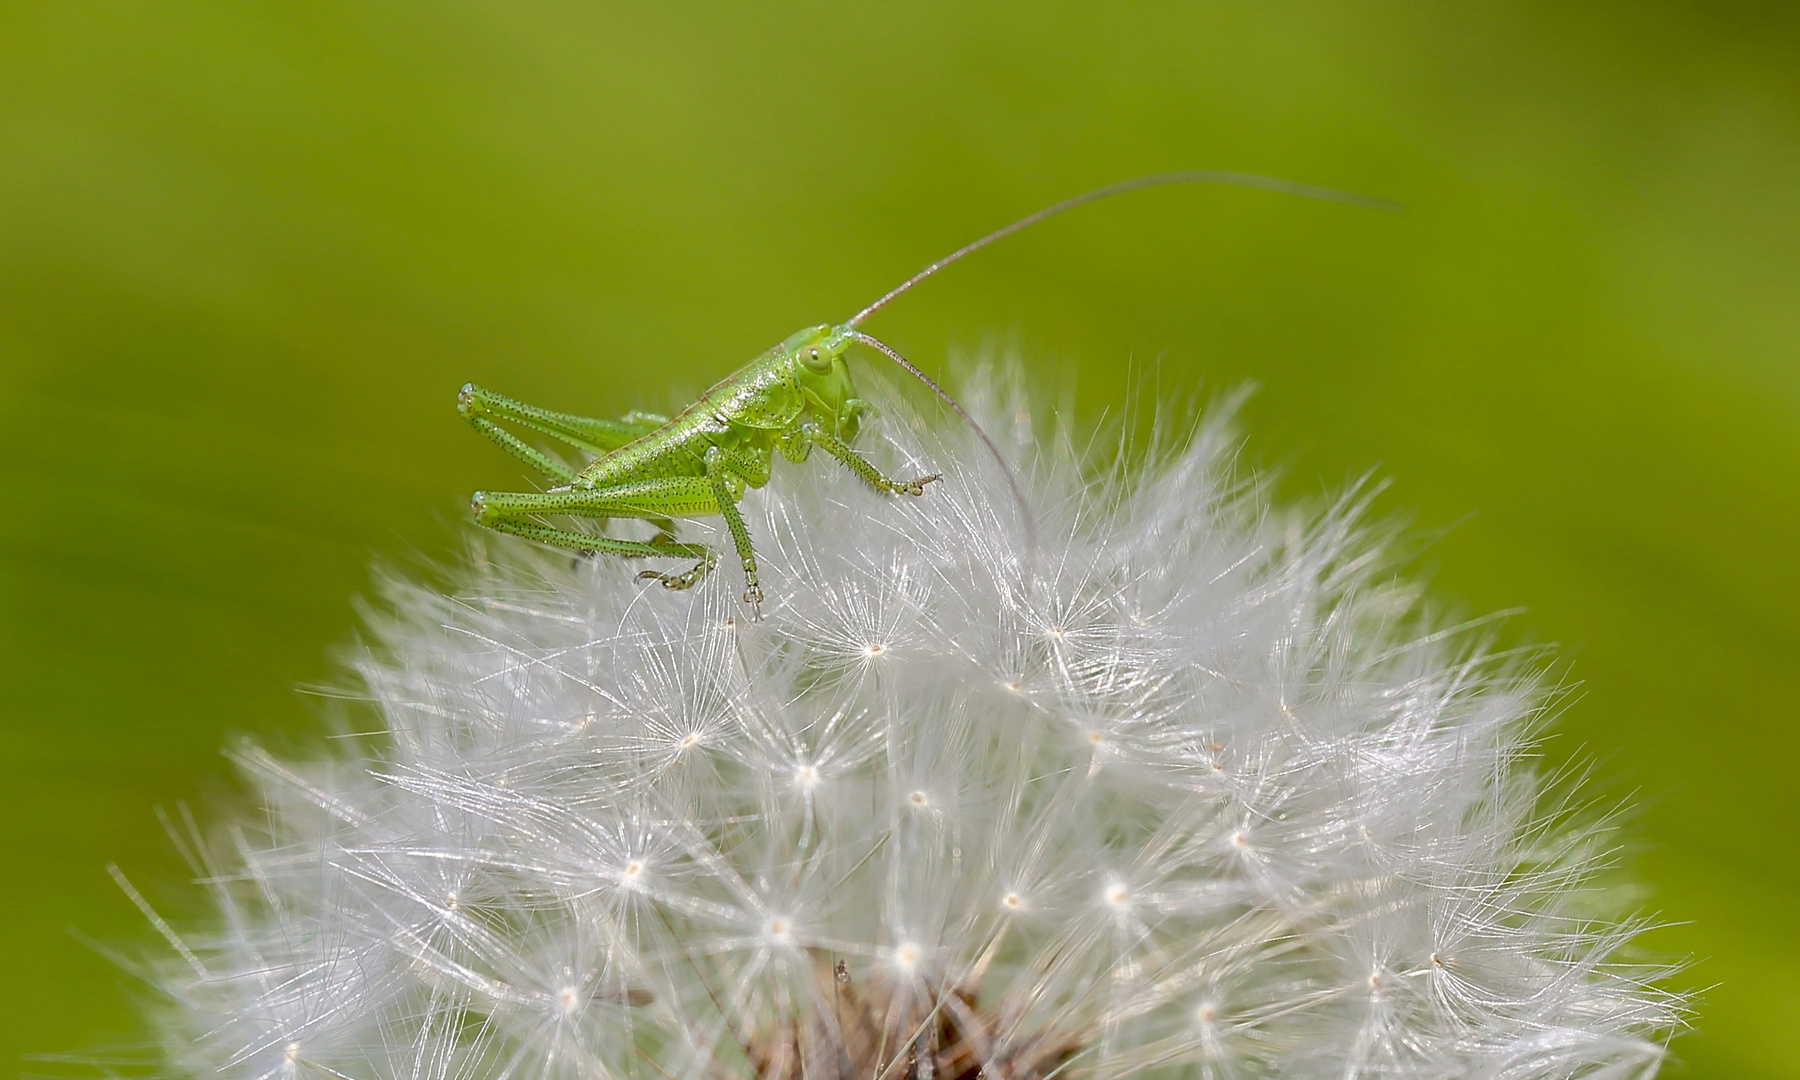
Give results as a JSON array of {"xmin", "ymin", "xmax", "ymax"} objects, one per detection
[{"xmin": 459, "ymin": 172, "xmax": 1392, "ymax": 614}]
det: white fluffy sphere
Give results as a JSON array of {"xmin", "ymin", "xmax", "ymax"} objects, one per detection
[{"xmin": 144, "ymin": 372, "xmax": 1681, "ymax": 1080}]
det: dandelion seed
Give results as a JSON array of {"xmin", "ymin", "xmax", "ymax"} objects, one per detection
[{"xmin": 123, "ymin": 369, "xmax": 1683, "ymax": 1080}]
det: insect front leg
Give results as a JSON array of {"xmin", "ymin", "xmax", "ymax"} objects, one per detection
[
  {"xmin": 776, "ymin": 425, "xmax": 812, "ymax": 464},
  {"xmin": 839, "ymin": 397, "xmax": 872, "ymax": 443},
  {"xmin": 801, "ymin": 422, "xmax": 940, "ymax": 497}
]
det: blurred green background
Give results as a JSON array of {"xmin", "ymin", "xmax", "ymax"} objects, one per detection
[{"xmin": 1, "ymin": 0, "xmax": 1795, "ymax": 1074}]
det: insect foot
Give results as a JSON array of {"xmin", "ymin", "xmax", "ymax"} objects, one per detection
[
  {"xmin": 897, "ymin": 473, "xmax": 941, "ymax": 497},
  {"xmin": 635, "ymin": 549, "xmax": 717, "ymax": 592}
]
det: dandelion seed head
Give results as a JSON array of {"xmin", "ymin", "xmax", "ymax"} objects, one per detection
[{"xmin": 131, "ymin": 367, "xmax": 1683, "ymax": 1080}]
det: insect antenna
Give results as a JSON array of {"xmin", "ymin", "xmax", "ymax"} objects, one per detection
[
  {"xmin": 845, "ymin": 170, "xmax": 1398, "ymax": 329},
  {"xmin": 839, "ymin": 171, "xmax": 1394, "ymax": 589},
  {"xmin": 847, "ymin": 329, "xmax": 1040, "ymax": 568}
]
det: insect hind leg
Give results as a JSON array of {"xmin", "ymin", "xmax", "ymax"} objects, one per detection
[
  {"xmin": 474, "ymin": 513, "xmax": 716, "ymax": 584},
  {"xmin": 470, "ymin": 466, "xmax": 768, "ymax": 610},
  {"xmin": 471, "ymin": 486, "xmax": 719, "ymax": 589},
  {"xmin": 458, "ymin": 384, "xmax": 668, "ymax": 481}
]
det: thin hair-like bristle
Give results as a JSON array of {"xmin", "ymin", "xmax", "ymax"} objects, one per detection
[
  {"xmin": 127, "ymin": 367, "xmax": 1685, "ymax": 1080},
  {"xmin": 846, "ymin": 171, "xmax": 1398, "ymax": 329}
]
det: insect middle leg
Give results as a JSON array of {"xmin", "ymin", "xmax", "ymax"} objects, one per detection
[{"xmin": 699, "ymin": 446, "xmax": 767, "ymax": 610}]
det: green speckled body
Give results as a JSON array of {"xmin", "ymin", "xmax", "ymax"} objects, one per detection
[
  {"xmin": 459, "ymin": 321, "xmax": 934, "ymax": 610},
  {"xmin": 573, "ymin": 325, "xmax": 861, "ymax": 498}
]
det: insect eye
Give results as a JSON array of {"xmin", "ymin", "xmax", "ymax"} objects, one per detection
[{"xmin": 799, "ymin": 345, "xmax": 832, "ymax": 373}]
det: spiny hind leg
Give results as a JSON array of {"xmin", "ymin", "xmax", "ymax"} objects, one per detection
[
  {"xmin": 801, "ymin": 422, "xmax": 940, "ymax": 496},
  {"xmin": 473, "ymin": 469, "xmax": 764, "ymax": 608},
  {"xmin": 472, "ymin": 514, "xmax": 717, "ymax": 586},
  {"xmin": 458, "ymin": 384, "xmax": 670, "ymax": 477},
  {"xmin": 472, "ymin": 480, "xmax": 721, "ymax": 589}
]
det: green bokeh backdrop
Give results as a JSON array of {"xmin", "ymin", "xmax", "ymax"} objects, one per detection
[{"xmin": 2, "ymin": 2, "xmax": 1796, "ymax": 1075}]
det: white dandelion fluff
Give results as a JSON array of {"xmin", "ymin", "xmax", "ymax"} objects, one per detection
[{"xmin": 131, "ymin": 368, "xmax": 1682, "ymax": 1080}]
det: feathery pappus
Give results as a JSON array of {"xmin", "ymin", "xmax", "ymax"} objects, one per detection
[{"xmin": 124, "ymin": 368, "xmax": 1683, "ymax": 1080}]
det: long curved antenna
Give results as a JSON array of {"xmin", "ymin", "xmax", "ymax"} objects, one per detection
[
  {"xmin": 846, "ymin": 171, "xmax": 1398, "ymax": 329},
  {"xmin": 847, "ymin": 330, "xmax": 1039, "ymax": 565}
]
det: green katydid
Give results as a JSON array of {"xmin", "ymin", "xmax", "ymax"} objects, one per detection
[{"xmin": 460, "ymin": 172, "xmax": 1393, "ymax": 613}]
